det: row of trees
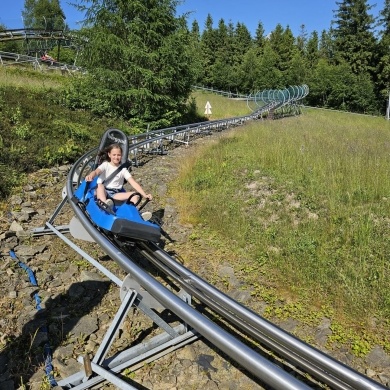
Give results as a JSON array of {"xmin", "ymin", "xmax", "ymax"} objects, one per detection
[
  {"xmin": 189, "ymin": 0, "xmax": 390, "ymax": 115},
  {"xmin": 1, "ymin": 0, "xmax": 390, "ymax": 126}
]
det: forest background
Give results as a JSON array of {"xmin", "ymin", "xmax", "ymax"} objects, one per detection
[{"xmin": 1, "ymin": 0, "xmax": 390, "ymax": 120}]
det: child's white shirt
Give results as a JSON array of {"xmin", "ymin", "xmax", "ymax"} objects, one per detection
[{"xmin": 96, "ymin": 161, "xmax": 131, "ymax": 189}]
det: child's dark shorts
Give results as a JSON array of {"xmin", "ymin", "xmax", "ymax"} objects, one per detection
[{"xmin": 105, "ymin": 187, "xmax": 123, "ymax": 198}]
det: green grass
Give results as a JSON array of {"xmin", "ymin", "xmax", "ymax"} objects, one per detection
[
  {"xmin": 0, "ymin": 65, "xmax": 69, "ymax": 90},
  {"xmin": 191, "ymin": 91, "xmax": 253, "ymax": 119},
  {"xmin": 173, "ymin": 108, "xmax": 390, "ymax": 337}
]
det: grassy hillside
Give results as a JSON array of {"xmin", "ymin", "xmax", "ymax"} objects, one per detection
[
  {"xmin": 0, "ymin": 67, "xmax": 251, "ymax": 199},
  {"xmin": 0, "ymin": 66, "xmax": 121, "ymax": 197},
  {"xmin": 190, "ymin": 91, "xmax": 252, "ymax": 119},
  {"xmin": 1, "ymin": 64, "xmax": 389, "ymax": 350},
  {"xmin": 172, "ymin": 108, "xmax": 390, "ymax": 349}
]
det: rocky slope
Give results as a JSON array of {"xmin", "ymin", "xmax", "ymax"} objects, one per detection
[{"xmin": 0, "ymin": 130, "xmax": 389, "ymax": 389}]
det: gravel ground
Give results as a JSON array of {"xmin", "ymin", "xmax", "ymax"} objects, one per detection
[{"xmin": 0, "ymin": 129, "xmax": 389, "ymax": 389}]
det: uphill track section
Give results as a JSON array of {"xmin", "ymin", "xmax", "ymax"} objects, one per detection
[{"xmin": 41, "ymin": 87, "xmax": 386, "ymax": 389}]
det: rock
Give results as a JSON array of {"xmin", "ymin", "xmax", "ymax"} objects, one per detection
[
  {"xmin": 366, "ymin": 368, "xmax": 377, "ymax": 378},
  {"xmin": 68, "ymin": 284, "xmax": 85, "ymax": 298},
  {"xmin": 23, "ymin": 185, "xmax": 35, "ymax": 192},
  {"xmin": 67, "ymin": 314, "xmax": 98, "ymax": 338},
  {"xmin": 378, "ymin": 373, "xmax": 390, "ymax": 386},
  {"xmin": 30, "ymin": 330, "xmax": 49, "ymax": 348},
  {"xmin": 53, "ymin": 357, "xmax": 82, "ymax": 378},
  {"xmin": 2, "ymin": 236, "xmax": 18, "ymax": 248},
  {"xmin": 219, "ymin": 265, "xmax": 241, "ymax": 288},
  {"xmin": 33, "ymin": 252, "xmax": 52, "ymax": 266},
  {"xmin": 80, "ymin": 270, "xmax": 107, "ymax": 282},
  {"xmin": 58, "ymin": 165, "xmax": 70, "ymax": 172},
  {"xmin": 53, "ymin": 344, "xmax": 74, "ymax": 360},
  {"xmin": 315, "ymin": 317, "xmax": 332, "ymax": 346},
  {"xmin": 9, "ymin": 195, "xmax": 23, "ymax": 205},
  {"xmin": 176, "ymin": 345, "xmax": 197, "ymax": 360},
  {"xmin": 20, "ymin": 207, "xmax": 36, "ymax": 216},
  {"xmin": 279, "ymin": 317, "xmax": 300, "ymax": 333},
  {"xmin": 9, "ymin": 221, "xmax": 23, "ymax": 232},
  {"xmin": 12, "ymin": 211, "xmax": 30, "ymax": 222},
  {"xmin": 366, "ymin": 346, "xmax": 390, "ymax": 368},
  {"xmin": 230, "ymin": 288, "xmax": 252, "ymax": 303},
  {"xmin": 85, "ymin": 339, "xmax": 97, "ymax": 352},
  {"xmin": 14, "ymin": 244, "xmax": 46, "ymax": 257},
  {"xmin": 196, "ymin": 354, "xmax": 217, "ymax": 372}
]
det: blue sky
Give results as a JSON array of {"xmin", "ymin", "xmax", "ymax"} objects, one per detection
[{"xmin": 0, "ymin": 0, "xmax": 385, "ymax": 37}]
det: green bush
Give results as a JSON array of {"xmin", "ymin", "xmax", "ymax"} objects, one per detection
[{"xmin": 0, "ymin": 163, "xmax": 23, "ymax": 198}]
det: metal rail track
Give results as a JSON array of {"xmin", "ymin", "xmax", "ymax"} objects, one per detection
[
  {"xmin": 41, "ymin": 86, "xmax": 386, "ymax": 388},
  {"xmin": 0, "ymin": 50, "xmax": 82, "ymax": 72},
  {"xmin": 0, "ymin": 28, "xmax": 68, "ymax": 41},
  {"xmin": 66, "ymin": 164, "xmax": 312, "ymax": 390},
  {"xmin": 64, "ymin": 155, "xmax": 387, "ymax": 389},
  {"xmin": 135, "ymin": 241, "xmax": 387, "ymax": 390}
]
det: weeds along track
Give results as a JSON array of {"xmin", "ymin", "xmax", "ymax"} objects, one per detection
[{"xmin": 49, "ymin": 89, "xmax": 384, "ymax": 389}]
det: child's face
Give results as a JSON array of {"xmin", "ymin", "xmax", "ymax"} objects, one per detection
[{"xmin": 108, "ymin": 147, "xmax": 122, "ymax": 164}]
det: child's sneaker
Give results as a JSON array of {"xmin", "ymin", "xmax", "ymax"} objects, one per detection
[
  {"xmin": 141, "ymin": 211, "xmax": 152, "ymax": 221},
  {"xmin": 105, "ymin": 199, "xmax": 114, "ymax": 209}
]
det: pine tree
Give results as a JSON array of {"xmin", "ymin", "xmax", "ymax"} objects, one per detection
[
  {"xmin": 229, "ymin": 22, "xmax": 253, "ymax": 92},
  {"xmin": 190, "ymin": 19, "xmax": 200, "ymax": 40},
  {"xmin": 268, "ymin": 24, "xmax": 295, "ymax": 73},
  {"xmin": 237, "ymin": 47, "xmax": 261, "ymax": 93},
  {"xmin": 332, "ymin": 0, "xmax": 377, "ymax": 74},
  {"xmin": 234, "ymin": 22, "xmax": 253, "ymax": 57},
  {"xmin": 296, "ymin": 24, "xmax": 308, "ymax": 53},
  {"xmin": 256, "ymin": 42, "xmax": 283, "ymax": 89},
  {"xmin": 254, "ymin": 21, "xmax": 266, "ymax": 51},
  {"xmin": 378, "ymin": 0, "xmax": 390, "ymax": 35},
  {"xmin": 211, "ymin": 18, "xmax": 233, "ymax": 90},
  {"xmin": 188, "ymin": 20, "xmax": 203, "ymax": 84},
  {"xmin": 287, "ymin": 51, "xmax": 307, "ymax": 86},
  {"xmin": 68, "ymin": 0, "xmax": 195, "ymax": 129},
  {"xmin": 306, "ymin": 31, "xmax": 320, "ymax": 68},
  {"xmin": 200, "ymin": 14, "xmax": 218, "ymax": 86}
]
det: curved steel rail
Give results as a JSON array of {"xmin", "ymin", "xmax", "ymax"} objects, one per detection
[
  {"xmin": 192, "ymin": 85, "xmax": 309, "ymax": 115},
  {"xmin": 136, "ymin": 241, "xmax": 385, "ymax": 390},
  {"xmin": 252, "ymin": 85, "xmax": 309, "ymax": 115},
  {"xmin": 66, "ymin": 156, "xmax": 311, "ymax": 390},
  {"xmin": 63, "ymin": 87, "xmax": 385, "ymax": 389}
]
